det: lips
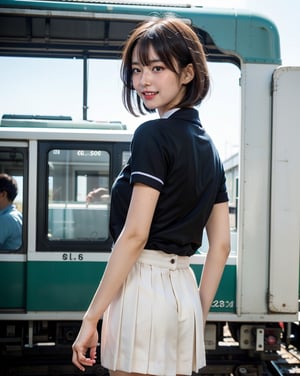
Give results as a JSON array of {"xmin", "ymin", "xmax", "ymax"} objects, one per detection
[{"xmin": 142, "ymin": 91, "xmax": 158, "ymax": 100}]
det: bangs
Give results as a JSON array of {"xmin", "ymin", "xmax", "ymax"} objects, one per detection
[
  {"xmin": 134, "ymin": 34, "xmax": 178, "ymax": 73},
  {"xmin": 121, "ymin": 17, "xmax": 210, "ymax": 116}
]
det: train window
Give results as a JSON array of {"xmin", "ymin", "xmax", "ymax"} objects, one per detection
[
  {"xmin": 36, "ymin": 141, "xmax": 131, "ymax": 252},
  {"xmin": 47, "ymin": 148, "xmax": 110, "ymax": 242},
  {"xmin": 0, "ymin": 148, "xmax": 27, "ymax": 252},
  {"xmin": 0, "ymin": 57, "xmax": 83, "ymax": 119},
  {"xmin": 122, "ymin": 151, "xmax": 130, "ymax": 168}
]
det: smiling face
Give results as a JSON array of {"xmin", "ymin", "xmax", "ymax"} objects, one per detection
[
  {"xmin": 121, "ymin": 18, "xmax": 209, "ymax": 116},
  {"xmin": 131, "ymin": 44, "xmax": 194, "ymax": 117}
]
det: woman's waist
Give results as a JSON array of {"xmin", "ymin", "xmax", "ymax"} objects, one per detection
[{"xmin": 138, "ymin": 249, "xmax": 190, "ymax": 270}]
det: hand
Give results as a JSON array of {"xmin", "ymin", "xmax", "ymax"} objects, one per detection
[
  {"xmin": 72, "ymin": 319, "xmax": 99, "ymax": 371},
  {"xmin": 86, "ymin": 188, "xmax": 109, "ymax": 204}
]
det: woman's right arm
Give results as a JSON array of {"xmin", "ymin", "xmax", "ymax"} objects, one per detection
[{"xmin": 72, "ymin": 183, "xmax": 160, "ymax": 371}]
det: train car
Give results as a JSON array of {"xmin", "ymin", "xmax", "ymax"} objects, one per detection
[{"xmin": 0, "ymin": 0, "xmax": 299, "ymax": 359}]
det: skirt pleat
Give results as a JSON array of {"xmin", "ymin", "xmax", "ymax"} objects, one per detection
[{"xmin": 101, "ymin": 249, "xmax": 206, "ymax": 375}]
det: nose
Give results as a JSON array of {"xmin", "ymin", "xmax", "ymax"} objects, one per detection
[{"xmin": 140, "ymin": 68, "xmax": 151, "ymax": 86}]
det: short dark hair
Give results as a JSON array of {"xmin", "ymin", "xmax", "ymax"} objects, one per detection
[
  {"xmin": 121, "ymin": 17, "xmax": 210, "ymax": 116},
  {"xmin": 0, "ymin": 173, "xmax": 18, "ymax": 201}
]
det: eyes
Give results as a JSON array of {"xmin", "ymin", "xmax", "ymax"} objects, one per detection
[{"xmin": 131, "ymin": 64, "xmax": 165, "ymax": 74}]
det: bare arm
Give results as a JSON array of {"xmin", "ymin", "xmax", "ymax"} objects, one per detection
[
  {"xmin": 72, "ymin": 183, "xmax": 160, "ymax": 371},
  {"xmin": 84, "ymin": 183, "xmax": 159, "ymax": 320},
  {"xmin": 199, "ymin": 202, "xmax": 231, "ymax": 324}
]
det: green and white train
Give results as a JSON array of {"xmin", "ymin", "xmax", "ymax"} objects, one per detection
[{"xmin": 0, "ymin": 0, "xmax": 299, "ymax": 355}]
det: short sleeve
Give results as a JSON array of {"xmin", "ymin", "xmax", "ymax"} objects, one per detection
[
  {"xmin": 130, "ymin": 121, "xmax": 169, "ymax": 192},
  {"xmin": 215, "ymin": 165, "xmax": 229, "ymax": 203}
]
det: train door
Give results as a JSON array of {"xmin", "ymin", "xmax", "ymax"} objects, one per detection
[
  {"xmin": 0, "ymin": 142, "xmax": 28, "ymax": 311},
  {"xmin": 268, "ymin": 67, "xmax": 300, "ymax": 314},
  {"xmin": 27, "ymin": 139, "xmax": 130, "ymax": 312}
]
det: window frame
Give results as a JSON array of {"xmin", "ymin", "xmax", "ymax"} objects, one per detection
[
  {"xmin": 36, "ymin": 140, "xmax": 130, "ymax": 252},
  {"xmin": 0, "ymin": 146, "xmax": 28, "ymax": 253}
]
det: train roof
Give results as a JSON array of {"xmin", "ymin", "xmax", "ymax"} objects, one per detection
[
  {"xmin": 0, "ymin": 0, "xmax": 281, "ymax": 66},
  {"xmin": 0, "ymin": 115, "xmax": 127, "ymax": 130}
]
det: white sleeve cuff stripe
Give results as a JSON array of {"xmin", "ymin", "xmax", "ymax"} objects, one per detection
[{"xmin": 131, "ymin": 171, "xmax": 164, "ymax": 186}]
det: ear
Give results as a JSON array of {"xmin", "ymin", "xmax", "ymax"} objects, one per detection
[
  {"xmin": 0, "ymin": 191, "xmax": 7, "ymax": 200},
  {"xmin": 181, "ymin": 63, "xmax": 194, "ymax": 85}
]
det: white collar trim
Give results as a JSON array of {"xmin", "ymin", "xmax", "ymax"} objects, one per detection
[{"xmin": 160, "ymin": 108, "xmax": 180, "ymax": 119}]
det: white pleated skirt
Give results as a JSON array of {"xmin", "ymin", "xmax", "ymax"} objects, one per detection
[{"xmin": 101, "ymin": 249, "xmax": 206, "ymax": 376}]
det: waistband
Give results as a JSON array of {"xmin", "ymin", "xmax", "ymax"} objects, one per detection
[{"xmin": 138, "ymin": 249, "xmax": 190, "ymax": 270}]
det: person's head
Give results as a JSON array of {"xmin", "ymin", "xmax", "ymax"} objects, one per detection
[
  {"xmin": 0, "ymin": 173, "xmax": 18, "ymax": 206},
  {"xmin": 121, "ymin": 17, "xmax": 210, "ymax": 116}
]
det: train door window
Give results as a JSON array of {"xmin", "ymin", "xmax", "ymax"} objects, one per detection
[
  {"xmin": 75, "ymin": 172, "xmax": 109, "ymax": 202},
  {"xmin": 0, "ymin": 148, "xmax": 27, "ymax": 252},
  {"xmin": 47, "ymin": 148, "xmax": 110, "ymax": 243},
  {"xmin": 122, "ymin": 151, "xmax": 130, "ymax": 168},
  {"xmin": 37, "ymin": 141, "xmax": 130, "ymax": 252}
]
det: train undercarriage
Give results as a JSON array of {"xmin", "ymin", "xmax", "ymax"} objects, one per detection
[{"xmin": 1, "ymin": 320, "xmax": 300, "ymax": 375}]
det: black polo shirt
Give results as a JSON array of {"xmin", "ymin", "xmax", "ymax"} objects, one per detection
[{"xmin": 109, "ymin": 108, "xmax": 228, "ymax": 256}]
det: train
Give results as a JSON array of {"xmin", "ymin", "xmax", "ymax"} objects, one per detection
[{"xmin": 0, "ymin": 0, "xmax": 299, "ymax": 361}]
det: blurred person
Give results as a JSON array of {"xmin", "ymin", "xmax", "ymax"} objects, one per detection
[
  {"xmin": 86, "ymin": 187, "xmax": 110, "ymax": 205},
  {"xmin": 0, "ymin": 173, "xmax": 22, "ymax": 250}
]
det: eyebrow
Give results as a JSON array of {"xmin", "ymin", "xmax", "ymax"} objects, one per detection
[{"xmin": 132, "ymin": 58, "xmax": 162, "ymax": 65}]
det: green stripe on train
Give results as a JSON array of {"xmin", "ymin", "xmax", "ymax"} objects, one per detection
[
  {"xmin": 0, "ymin": 262, "xmax": 26, "ymax": 308},
  {"xmin": 191, "ymin": 264, "xmax": 236, "ymax": 312},
  {"xmin": 27, "ymin": 261, "xmax": 107, "ymax": 311},
  {"xmin": 26, "ymin": 261, "xmax": 236, "ymax": 313},
  {"xmin": 0, "ymin": 261, "xmax": 236, "ymax": 313}
]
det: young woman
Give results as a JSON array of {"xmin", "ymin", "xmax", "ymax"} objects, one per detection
[{"xmin": 72, "ymin": 17, "xmax": 230, "ymax": 376}]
